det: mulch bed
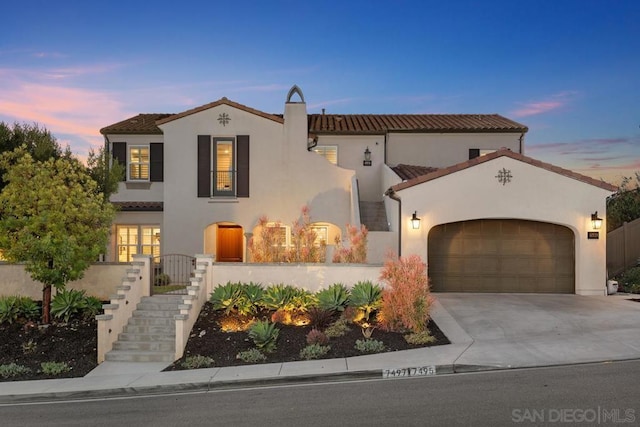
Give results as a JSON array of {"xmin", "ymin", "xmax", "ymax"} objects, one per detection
[{"xmin": 166, "ymin": 302, "xmax": 450, "ymax": 370}]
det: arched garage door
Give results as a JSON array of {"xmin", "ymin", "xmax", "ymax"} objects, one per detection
[{"xmin": 428, "ymin": 219, "xmax": 574, "ymax": 293}]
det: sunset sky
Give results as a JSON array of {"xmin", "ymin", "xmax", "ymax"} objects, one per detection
[{"xmin": 1, "ymin": 0, "xmax": 638, "ymax": 184}]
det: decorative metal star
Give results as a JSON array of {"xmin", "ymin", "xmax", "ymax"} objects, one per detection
[
  {"xmin": 218, "ymin": 113, "xmax": 230, "ymax": 126},
  {"xmin": 495, "ymin": 168, "xmax": 513, "ymax": 185}
]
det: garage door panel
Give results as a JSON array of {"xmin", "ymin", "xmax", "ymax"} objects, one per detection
[{"xmin": 428, "ymin": 219, "xmax": 575, "ymax": 293}]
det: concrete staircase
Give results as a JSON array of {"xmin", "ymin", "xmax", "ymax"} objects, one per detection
[
  {"xmin": 105, "ymin": 295, "xmax": 182, "ymax": 363},
  {"xmin": 359, "ymin": 201, "xmax": 389, "ymax": 231}
]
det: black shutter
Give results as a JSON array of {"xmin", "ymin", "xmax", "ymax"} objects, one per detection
[
  {"xmin": 197, "ymin": 135, "xmax": 211, "ymax": 197},
  {"xmin": 150, "ymin": 143, "xmax": 163, "ymax": 182},
  {"xmin": 237, "ymin": 135, "xmax": 249, "ymax": 197},
  {"xmin": 469, "ymin": 149, "xmax": 480, "ymax": 159},
  {"xmin": 112, "ymin": 142, "xmax": 127, "ymax": 181}
]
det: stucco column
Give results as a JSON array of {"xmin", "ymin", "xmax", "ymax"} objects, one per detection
[{"xmin": 244, "ymin": 232, "xmax": 253, "ymax": 263}]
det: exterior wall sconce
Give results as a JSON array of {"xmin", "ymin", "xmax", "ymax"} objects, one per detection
[
  {"xmin": 591, "ymin": 212, "xmax": 602, "ymax": 230},
  {"xmin": 411, "ymin": 211, "xmax": 421, "ymax": 229},
  {"xmin": 363, "ymin": 147, "xmax": 372, "ymax": 166}
]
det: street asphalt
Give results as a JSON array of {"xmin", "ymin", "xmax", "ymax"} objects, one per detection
[{"xmin": 2, "ymin": 292, "xmax": 640, "ymax": 404}]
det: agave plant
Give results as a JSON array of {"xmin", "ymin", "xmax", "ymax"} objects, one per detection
[
  {"xmin": 209, "ymin": 282, "xmax": 243, "ymax": 314},
  {"xmin": 51, "ymin": 289, "xmax": 88, "ymax": 322},
  {"xmin": 349, "ymin": 281, "xmax": 383, "ymax": 321},
  {"xmin": 316, "ymin": 283, "xmax": 350, "ymax": 312},
  {"xmin": 248, "ymin": 320, "xmax": 280, "ymax": 353},
  {"xmin": 262, "ymin": 284, "xmax": 297, "ymax": 311}
]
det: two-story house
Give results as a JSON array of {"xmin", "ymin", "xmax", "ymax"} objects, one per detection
[{"xmin": 100, "ymin": 85, "xmax": 616, "ymax": 295}]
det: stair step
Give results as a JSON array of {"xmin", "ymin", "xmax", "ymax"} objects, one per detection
[
  {"xmin": 124, "ymin": 324, "xmax": 175, "ymax": 334},
  {"xmin": 136, "ymin": 302, "xmax": 181, "ymax": 311},
  {"xmin": 113, "ymin": 341, "xmax": 175, "ymax": 352},
  {"xmin": 105, "ymin": 350, "xmax": 175, "ymax": 363},
  {"xmin": 118, "ymin": 332, "xmax": 175, "ymax": 342},
  {"xmin": 132, "ymin": 310, "xmax": 178, "ymax": 318},
  {"xmin": 127, "ymin": 317, "xmax": 175, "ymax": 327}
]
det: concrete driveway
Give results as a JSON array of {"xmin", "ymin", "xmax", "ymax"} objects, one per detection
[{"xmin": 433, "ymin": 293, "xmax": 640, "ymax": 369}]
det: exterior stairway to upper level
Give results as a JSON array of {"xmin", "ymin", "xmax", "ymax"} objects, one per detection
[{"xmin": 359, "ymin": 201, "xmax": 389, "ymax": 232}]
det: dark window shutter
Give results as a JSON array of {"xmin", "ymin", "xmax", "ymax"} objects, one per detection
[
  {"xmin": 469, "ymin": 149, "xmax": 480, "ymax": 159},
  {"xmin": 237, "ymin": 135, "xmax": 249, "ymax": 197},
  {"xmin": 197, "ymin": 135, "xmax": 211, "ymax": 197},
  {"xmin": 112, "ymin": 142, "xmax": 127, "ymax": 181},
  {"xmin": 150, "ymin": 143, "xmax": 163, "ymax": 182}
]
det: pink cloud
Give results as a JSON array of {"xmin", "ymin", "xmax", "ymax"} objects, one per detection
[{"xmin": 511, "ymin": 91, "xmax": 577, "ymax": 118}]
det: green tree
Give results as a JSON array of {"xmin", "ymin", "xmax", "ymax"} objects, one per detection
[
  {"xmin": 0, "ymin": 148, "xmax": 115, "ymax": 323},
  {"xmin": 86, "ymin": 145, "xmax": 124, "ymax": 200},
  {"xmin": 0, "ymin": 122, "xmax": 69, "ymax": 192},
  {"xmin": 607, "ymin": 172, "xmax": 640, "ymax": 231}
]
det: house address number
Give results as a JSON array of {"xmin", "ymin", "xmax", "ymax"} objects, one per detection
[{"xmin": 382, "ymin": 366, "xmax": 436, "ymax": 378}]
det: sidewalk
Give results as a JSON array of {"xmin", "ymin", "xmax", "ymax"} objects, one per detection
[{"xmin": 2, "ymin": 294, "xmax": 640, "ymax": 404}]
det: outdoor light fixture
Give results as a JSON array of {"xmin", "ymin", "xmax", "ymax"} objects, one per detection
[
  {"xmin": 363, "ymin": 147, "xmax": 372, "ymax": 166},
  {"xmin": 411, "ymin": 211, "xmax": 421, "ymax": 229},
  {"xmin": 591, "ymin": 212, "xmax": 602, "ymax": 230}
]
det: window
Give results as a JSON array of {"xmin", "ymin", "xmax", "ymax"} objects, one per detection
[
  {"xmin": 313, "ymin": 145, "xmax": 338, "ymax": 165},
  {"xmin": 469, "ymin": 149, "xmax": 496, "ymax": 159},
  {"xmin": 198, "ymin": 135, "xmax": 249, "ymax": 198},
  {"xmin": 214, "ymin": 138, "xmax": 235, "ymax": 195},
  {"xmin": 267, "ymin": 224, "xmax": 289, "ymax": 247},
  {"xmin": 116, "ymin": 225, "xmax": 160, "ymax": 262},
  {"xmin": 111, "ymin": 142, "xmax": 163, "ymax": 182},
  {"xmin": 311, "ymin": 226, "xmax": 328, "ymax": 247},
  {"xmin": 129, "ymin": 146, "xmax": 150, "ymax": 180}
]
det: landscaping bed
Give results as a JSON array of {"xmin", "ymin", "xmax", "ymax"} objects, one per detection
[{"xmin": 166, "ymin": 302, "xmax": 449, "ymax": 370}]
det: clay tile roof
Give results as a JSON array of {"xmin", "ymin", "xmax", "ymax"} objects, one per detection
[
  {"xmin": 392, "ymin": 164, "xmax": 440, "ymax": 181},
  {"xmin": 156, "ymin": 98, "xmax": 284, "ymax": 126},
  {"xmin": 112, "ymin": 201, "xmax": 163, "ymax": 212},
  {"xmin": 308, "ymin": 114, "xmax": 528, "ymax": 135},
  {"xmin": 100, "ymin": 114, "xmax": 173, "ymax": 135},
  {"xmin": 391, "ymin": 149, "xmax": 618, "ymax": 193}
]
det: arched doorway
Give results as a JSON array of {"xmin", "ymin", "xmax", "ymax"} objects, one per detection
[{"xmin": 204, "ymin": 223, "xmax": 244, "ymax": 262}]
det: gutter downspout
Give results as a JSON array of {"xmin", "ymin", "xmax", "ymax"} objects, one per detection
[
  {"xmin": 518, "ymin": 132, "xmax": 525, "ymax": 155},
  {"xmin": 385, "ymin": 188, "xmax": 402, "ymax": 256}
]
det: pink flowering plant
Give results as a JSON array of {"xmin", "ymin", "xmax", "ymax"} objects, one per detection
[{"xmin": 332, "ymin": 224, "xmax": 368, "ymax": 263}]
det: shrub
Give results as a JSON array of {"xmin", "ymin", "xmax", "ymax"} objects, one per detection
[
  {"xmin": 242, "ymin": 282, "xmax": 264, "ymax": 307},
  {"xmin": 16, "ymin": 297, "xmax": 40, "ymax": 321},
  {"xmin": 210, "ymin": 282, "xmax": 243, "ymax": 314},
  {"xmin": 306, "ymin": 328, "xmax": 329, "ymax": 345},
  {"xmin": 378, "ymin": 253, "xmax": 433, "ymax": 333},
  {"xmin": 316, "ymin": 283, "xmax": 349, "ymax": 312},
  {"xmin": 325, "ymin": 318, "xmax": 351, "ymax": 338},
  {"xmin": 355, "ymin": 339, "xmax": 385, "ymax": 353},
  {"xmin": 51, "ymin": 289, "xmax": 87, "ymax": 322},
  {"xmin": 340, "ymin": 306, "xmax": 359, "ymax": 323},
  {"xmin": 404, "ymin": 330, "xmax": 436, "ymax": 345},
  {"xmin": 285, "ymin": 206, "xmax": 327, "ymax": 263},
  {"xmin": 236, "ymin": 348, "xmax": 267, "ymax": 363},
  {"xmin": 332, "ymin": 224, "xmax": 368, "ymax": 263},
  {"xmin": 300, "ymin": 344, "xmax": 331, "ymax": 360},
  {"xmin": 0, "ymin": 296, "xmax": 20, "ymax": 324},
  {"xmin": 181, "ymin": 355, "xmax": 215, "ymax": 369},
  {"xmin": 307, "ymin": 307, "xmax": 335, "ymax": 329},
  {"xmin": 350, "ymin": 281, "xmax": 382, "ymax": 321},
  {"xmin": 40, "ymin": 361, "xmax": 70, "ymax": 375},
  {"xmin": 270, "ymin": 309, "xmax": 287, "ymax": 324},
  {"xmin": 154, "ymin": 273, "xmax": 171, "ymax": 287},
  {"xmin": 620, "ymin": 267, "xmax": 640, "ymax": 292},
  {"xmin": 83, "ymin": 296, "xmax": 103, "ymax": 318},
  {"xmin": 248, "ymin": 320, "xmax": 280, "ymax": 353},
  {"xmin": 248, "ymin": 216, "xmax": 287, "ymax": 263},
  {"xmin": 22, "ymin": 339, "xmax": 37, "ymax": 354},
  {"xmin": 0, "ymin": 363, "xmax": 31, "ymax": 378},
  {"xmin": 262, "ymin": 284, "xmax": 297, "ymax": 311}
]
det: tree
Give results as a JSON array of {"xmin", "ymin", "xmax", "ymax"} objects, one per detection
[
  {"xmin": 86, "ymin": 145, "xmax": 125, "ymax": 200},
  {"xmin": 607, "ymin": 172, "xmax": 640, "ymax": 231},
  {"xmin": 0, "ymin": 148, "xmax": 116, "ymax": 323},
  {"xmin": 0, "ymin": 122, "xmax": 69, "ymax": 192}
]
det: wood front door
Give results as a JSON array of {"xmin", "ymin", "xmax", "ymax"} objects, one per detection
[{"xmin": 216, "ymin": 225, "xmax": 243, "ymax": 262}]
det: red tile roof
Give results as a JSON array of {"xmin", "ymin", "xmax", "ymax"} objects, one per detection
[
  {"xmin": 113, "ymin": 201, "xmax": 163, "ymax": 212},
  {"xmin": 391, "ymin": 149, "xmax": 618, "ymax": 192},
  {"xmin": 100, "ymin": 114, "xmax": 172, "ymax": 135},
  {"xmin": 155, "ymin": 98, "xmax": 284, "ymax": 126},
  {"xmin": 392, "ymin": 164, "xmax": 439, "ymax": 181},
  {"xmin": 308, "ymin": 114, "xmax": 528, "ymax": 134}
]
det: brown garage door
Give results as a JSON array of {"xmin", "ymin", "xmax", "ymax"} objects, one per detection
[{"xmin": 428, "ymin": 219, "xmax": 574, "ymax": 293}]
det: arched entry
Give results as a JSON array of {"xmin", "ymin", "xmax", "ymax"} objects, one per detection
[
  {"xmin": 204, "ymin": 223, "xmax": 244, "ymax": 262},
  {"xmin": 428, "ymin": 219, "xmax": 574, "ymax": 293}
]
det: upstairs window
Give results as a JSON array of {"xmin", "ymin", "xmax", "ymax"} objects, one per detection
[
  {"xmin": 313, "ymin": 145, "xmax": 338, "ymax": 165},
  {"xmin": 129, "ymin": 146, "xmax": 150, "ymax": 180},
  {"xmin": 198, "ymin": 135, "xmax": 249, "ymax": 198},
  {"xmin": 111, "ymin": 142, "xmax": 163, "ymax": 182}
]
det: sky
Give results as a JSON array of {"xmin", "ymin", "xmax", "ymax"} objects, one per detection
[{"xmin": 0, "ymin": 0, "xmax": 638, "ymax": 184}]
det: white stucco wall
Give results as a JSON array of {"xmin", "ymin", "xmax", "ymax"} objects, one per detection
[
  {"xmin": 394, "ymin": 155, "xmax": 613, "ymax": 295},
  {"xmin": 158, "ymin": 101, "xmax": 355, "ymax": 257},
  {"xmin": 386, "ymin": 132, "xmax": 522, "ymax": 169}
]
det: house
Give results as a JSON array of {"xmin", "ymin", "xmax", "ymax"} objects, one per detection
[{"xmin": 100, "ymin": 85, "xmax": 617, "ymax": 295}]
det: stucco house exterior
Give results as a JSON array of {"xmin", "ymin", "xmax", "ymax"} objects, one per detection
[{"xmin": 100, "ymin": 85, "xmax": 616, "ymax": 296}]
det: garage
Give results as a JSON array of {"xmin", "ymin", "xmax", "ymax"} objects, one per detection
[{"xmin": 428, "ymin": 219, "xmax": 574, "ymax": 293}]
